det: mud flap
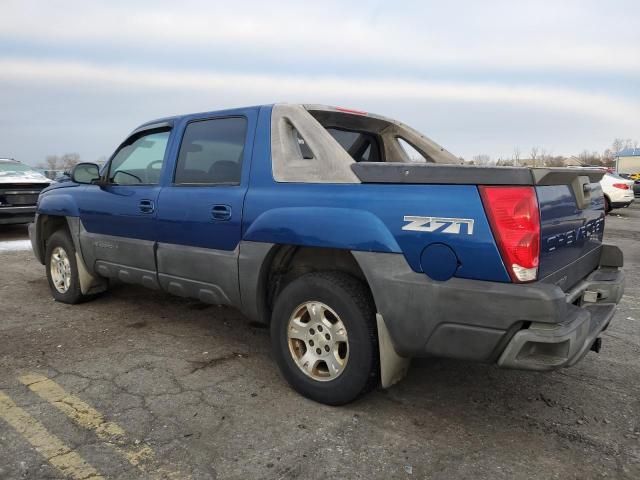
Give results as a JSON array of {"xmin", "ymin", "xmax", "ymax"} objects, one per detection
[{"xmin": 376, "ymin": 314, "xmax": 411, "ymax": 388}]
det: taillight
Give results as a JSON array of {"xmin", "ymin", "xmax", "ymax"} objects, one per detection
[
  {"xmin": 612, "ymin": 183, "xmax": 630, "ymax": 190},
  {"xmin": 479, "ymin": 186, "xmax": 540, "ymax": 283}
]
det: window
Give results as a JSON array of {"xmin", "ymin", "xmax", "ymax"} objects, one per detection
[
  {"xmin": 109, "ymin": 130, "xmax": 170, "ymax": 185},
  {"xmin": 0, "ymin": 161, "xmax": 35, "ymax": 173},
  {"xmin": 326, "ymin": 128, "xmax": 382, "ymax": 162},
  {"xmin": 175, "ymin": 117, "xmax": 247, "ymax": 185},
  {"xmin": 397, "ymin": 137, "xmax": 428, "ymax": 163}
]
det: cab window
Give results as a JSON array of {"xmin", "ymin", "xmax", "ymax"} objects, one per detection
[
  {"xmin": 109, "ymin": 130, "xmax": 170, "ymax": 185},
  {"xmin": 174, "ymin": 117, "xmax": 247, "ymax": 185}
]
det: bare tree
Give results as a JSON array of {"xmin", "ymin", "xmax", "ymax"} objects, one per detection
[
  {"xmin": 578, "ymin": 150, "xmax": 603, "ymax": 166},
  {"xmin": 60, "ymin": 153, "xmax": 81, "ymax": 170},
  {"xmin": 472, "ymin": 154, "xmax": 492, "ymax": 166},
  {"xmin": 496, "ymin": 158, "xmax": 514, "ymax": 166},
  {"xmin": 612, "ymin": 138, "xmax": 625, "ymax": 154},
  {"xmin": 530, "ymin": 146, "xmax": 539, "ymax": 167},
  {"xmin": 45, "ymin": 155, "xmax": 60, "ymax": 171},
  {"xmin": 546, "ymin": 156, "xmax": 565, "ymax": 167},
  {"xmin": 512, "ymin": 147, "xmax": 521, "ymax": 166},
  {"xmin": 539, "ymin": 148, "xmax": 550, "ymax": 166}
]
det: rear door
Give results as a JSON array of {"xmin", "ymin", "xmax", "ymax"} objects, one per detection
[
  {"xmin": 77, "ymin": 126, "xmax": 172, "ymax": 288},
  {"xmin": 154, "ymin": 112, "xmax": 255, "ymax": 305}
]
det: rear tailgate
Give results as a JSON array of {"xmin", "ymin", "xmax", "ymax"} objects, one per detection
[{"xmin": 536, "ymin": 173, "xmax": 606, "ymax": 291}]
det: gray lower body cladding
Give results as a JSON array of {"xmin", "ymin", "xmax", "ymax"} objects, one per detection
[{"xmin": 352, "ymin": 247, "xmax": 624, "ymax": 369}]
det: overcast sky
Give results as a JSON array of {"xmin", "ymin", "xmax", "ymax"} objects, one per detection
[{"xmin": 1, "ymin": 0, "xmax": 638, "ymax": 165}]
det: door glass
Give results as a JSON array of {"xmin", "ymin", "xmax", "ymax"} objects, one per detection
[
  {"xmin": 174, "ymin": 118, "xmax": 247, "ymax": 185},
  {"xmin": 110, "ymin": 130, "xmax": 170, "ymax": 185}
]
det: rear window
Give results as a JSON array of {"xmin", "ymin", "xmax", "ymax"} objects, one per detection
[
  {"xmin": 608, "ymin": 173, "xmax": 629, "ymax": 181},
  {"xmin": 326, "ymin": 128, "xmax": 382, "ymax": 162}
]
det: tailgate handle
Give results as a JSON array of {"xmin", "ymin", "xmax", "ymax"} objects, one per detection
[{"xmin": 571, "ymin": 175, "xmax": 592, "ymax": 210}]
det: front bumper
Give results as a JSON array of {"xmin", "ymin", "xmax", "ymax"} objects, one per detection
[{"xmin": 0, "ymin": 205, "xmax": 36, "ymax": 224}]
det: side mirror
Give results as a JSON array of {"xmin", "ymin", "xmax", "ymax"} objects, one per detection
[{"xmin": 71, "ymin": 163, "xmax": 101, "ymax": 184}]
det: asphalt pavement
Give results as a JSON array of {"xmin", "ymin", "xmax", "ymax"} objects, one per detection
[{"xmin": 0, "ymin": 205, "xmax": 639, "ymax": 479}]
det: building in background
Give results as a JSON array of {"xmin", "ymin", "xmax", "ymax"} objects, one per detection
[{"xmin": 616, "ymin": 148, "xmax": 640, "ymax": 174}]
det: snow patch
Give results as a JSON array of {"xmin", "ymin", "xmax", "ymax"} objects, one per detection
[{"xmin": 0, "ymin": 240, "xmax": 32, "ymax": 252}]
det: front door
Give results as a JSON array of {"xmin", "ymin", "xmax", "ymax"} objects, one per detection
[
  {"xmin": 77, "ymin": 127, "xmax": 172, "ymax": 288},
  {"xmin": 155, "ymin": 115, "xmax": 252, "ymax": 305}
]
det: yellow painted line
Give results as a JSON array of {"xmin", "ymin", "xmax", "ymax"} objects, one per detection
[
  {"xmin": 0, "ymin": 390, "xmax": 103, "ymax": 480},
  {"xmin": 20, "ymin": 373, "xmax": 187, "ymax": 480}
]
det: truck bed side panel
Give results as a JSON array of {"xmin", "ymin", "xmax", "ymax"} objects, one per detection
[{"xmin": 243, "ymin": 183, "xmax": 510, "ymax": 282}]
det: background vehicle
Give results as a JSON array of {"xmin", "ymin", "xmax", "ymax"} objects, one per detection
[
  {"xmin": 29, "ymin": 104, "xmax": 624, "ymax": 405},
  {"xmin": 601, "ymin": 172, "xmax": 635, "ymax": 212},
  {"xmin": 0, "ymin": 158, "xmax": 52, "ymax": 225},
  {"xmin": 618, "ymin": 173, "xmax": 640, "ymax": 198}
]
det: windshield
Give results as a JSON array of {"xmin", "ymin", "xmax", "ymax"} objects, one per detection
[{"xmin": 0, "ymin": 161, "xmax": 35, "ymax": 173}]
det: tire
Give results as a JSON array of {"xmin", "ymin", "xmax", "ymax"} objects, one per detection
[
  {"xmin": 270, "ymin": 272, "xmax": 379, "ymax": 405},
  {"xmin": 45, "ymin": 229, "xmax": 89, "ymax": 304},
  {"xmin": 604, "ymin": 196, "xmax": 612, "ymax": 214}
]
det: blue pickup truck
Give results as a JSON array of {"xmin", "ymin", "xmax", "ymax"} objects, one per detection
[{"xmin": 29, "ymin": 104, "xmax": 625, "ymax": 405}]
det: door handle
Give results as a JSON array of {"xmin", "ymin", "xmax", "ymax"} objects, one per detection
[
  {"xmin": 211, "ymin": 204, "xmax": 232, "ymax": 221},
  {"xmin": 139, "ymin": 199, "xmax": 155, "ymax": 214}
]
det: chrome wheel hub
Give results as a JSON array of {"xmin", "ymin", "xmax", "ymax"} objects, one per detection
[
  {"xmin": 287, "ymin": 301, "xmax": 349, "ymax": 381},
  {"xmin": 50, "ymin": 247, "xmax": 71, "ymax": 294}
]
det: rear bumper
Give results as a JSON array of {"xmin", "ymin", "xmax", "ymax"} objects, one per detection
[
  {"xmin": 353, "ymin": 245, "xmax": 624, "ymax": 369},
  {"xmin": 611, "ymin": 199, "xmax": 634, "ymax": 209},
  {"xmin": 497, "ymin": 267, "xmax": 623, "ymax": 370}
]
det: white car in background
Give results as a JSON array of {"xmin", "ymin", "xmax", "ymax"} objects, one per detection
[
  {"xmin": 0, "ymin": 158, "xmax": 52, "ymax": 225},
  {"xmin": 600, "ymin": 172, "xmax": 634, "ymax": 213}
]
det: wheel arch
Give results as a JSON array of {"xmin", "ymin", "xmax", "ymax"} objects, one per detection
[
  {"xmin": 236, "ymin": 242, "xmax": 412, "ymax": 390},
  {"xmin": 603, "ymin": 193, "xmax": 612, "ymax": 213},
  {"xmin": 239, "ymin": 243, "xmax": 375, "ymax": 326},
  {"xmin": 33, "ymin": 214, "xmax": 72, "ymax": 264}
]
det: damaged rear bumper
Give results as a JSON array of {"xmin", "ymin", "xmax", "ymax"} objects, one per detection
[
  {"xmin": 353, "ymin": 244, "xmax": 625, "ymax": 371},
  {"xmin": 497, "ymin": 266, "xmax": 624, "ymax": 370}
]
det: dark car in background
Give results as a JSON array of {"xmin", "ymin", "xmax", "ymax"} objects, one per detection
[{"xmin": 0, "ymin": 158, "xmax": 52, "ymax": 225}]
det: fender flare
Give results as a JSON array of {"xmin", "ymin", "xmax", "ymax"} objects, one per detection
[
  {"xmin": 38, "ymin": 192, "xmax": 81, "ymax": 217},
  {"xmin": 243, "ymin": 207, "xmax": 401, "ymax": 253}
]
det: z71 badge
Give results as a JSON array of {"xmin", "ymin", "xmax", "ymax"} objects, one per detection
[{"xmin": 402, "ymin": 216, "xmax": 475, "ymax": 235}]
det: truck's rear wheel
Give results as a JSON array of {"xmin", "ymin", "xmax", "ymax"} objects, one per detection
[
  {"xmin": 45, "ymin": 229, "xmax": 89, "ymax": 304},
  {"xmin": 271, "ymin": 272, "xmax": 379, "ymax": 405}
]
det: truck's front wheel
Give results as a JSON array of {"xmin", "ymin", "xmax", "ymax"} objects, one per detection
[
  {"xmin": 271, "ymin": 272, "xmax": 379, "ymax": 405},
  {"xmin": 45, "ymin": 229, "xmax": 89, "ymax": 304}
]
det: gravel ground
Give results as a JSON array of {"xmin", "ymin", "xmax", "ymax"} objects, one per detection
[{"xmin": 0, "ymin": 204, "xmax": 639, "ymax": 480}]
